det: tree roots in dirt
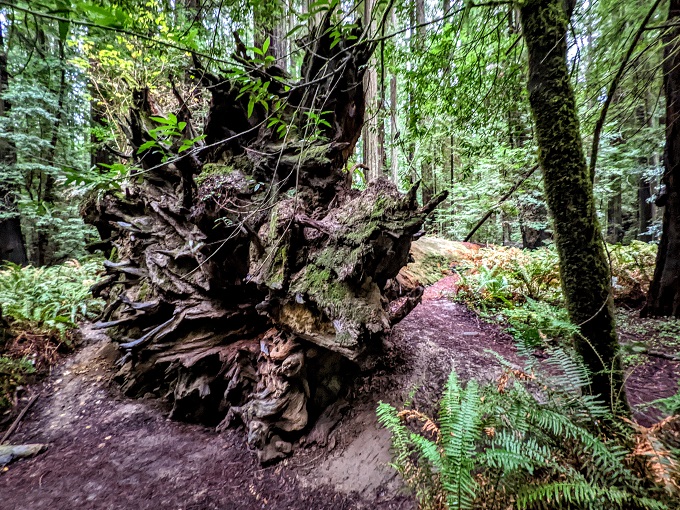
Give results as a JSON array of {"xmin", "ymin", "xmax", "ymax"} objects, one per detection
[{"xmin": 82, "ymin": 15, "xmax": 446, "ymax": 463}]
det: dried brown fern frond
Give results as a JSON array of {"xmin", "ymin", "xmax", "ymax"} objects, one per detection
[{"xmin": 398, "ymin": 409, "xmax": 442, "ymax": 443}]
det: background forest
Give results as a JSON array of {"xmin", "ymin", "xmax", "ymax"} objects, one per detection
[{"xmin": 0, "ymin": 0, "xmax": 667, "ymax": 260}]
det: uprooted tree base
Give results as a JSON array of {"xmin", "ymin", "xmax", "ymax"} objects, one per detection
[{"xmin": 82, "ymin": 17, "xmax": 446, "ymax": 463}]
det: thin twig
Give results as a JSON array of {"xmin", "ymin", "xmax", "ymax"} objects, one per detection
[{"xmin": 1, "ymin": 393, "xmax": 39, "ymax": 444}]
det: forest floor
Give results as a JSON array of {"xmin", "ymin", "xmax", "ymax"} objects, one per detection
[{"xmin": 0, "ymin": 275, "xmax": 678, "ymax": 510}]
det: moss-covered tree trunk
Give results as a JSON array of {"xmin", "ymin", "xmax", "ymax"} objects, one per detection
[
  {"xmin": 520, "ymin": 0, "xmax": 627, "ymax": 413},
  {"xmin": 643, "ymin": 0, "xmax": 680, "ymax": 318}
]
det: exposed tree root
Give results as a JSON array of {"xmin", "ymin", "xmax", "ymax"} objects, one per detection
[{"xmin": 83, "ymin": 14, "xmax": 446, "ymax": 462}]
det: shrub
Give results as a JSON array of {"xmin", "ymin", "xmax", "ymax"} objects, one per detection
[
  {"xmin": 0, "ymin": 259, "xmax": 103, "ymax": 413},
  {"xmin": 378, "ymin": 364, "xmax": 679, "ymax": 510},
  {"xmin": 455, "ymin": 243, "xmax": 656, "ymax": 310},
  {"xmin": 0, "ymin": 259, "xmax": 104, "ymax": 339}
]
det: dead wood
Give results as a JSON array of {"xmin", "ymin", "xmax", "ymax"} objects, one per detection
[
  {"xmin": 83, "ymin": 15, "xmax": 445, "ymax": 463},
  {"xmin": 1, "ymin": 394, "xmax": 39, "ymax": 444}
]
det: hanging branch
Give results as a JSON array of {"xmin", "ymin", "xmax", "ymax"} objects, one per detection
[
  {"xmin": 588, "ymin": 0, "xmax": 664, "ymax": 182},
  {"xmin": 464, "ymin": 164, "xmax": 539, "ymax": 242}
]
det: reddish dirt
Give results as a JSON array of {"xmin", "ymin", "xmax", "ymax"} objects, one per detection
[{"xmin": 1, "ymin": 288, "xmax": 678, "ymax": 509}]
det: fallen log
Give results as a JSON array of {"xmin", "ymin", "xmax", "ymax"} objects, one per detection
[{"xmin": 83, "ymin": 13, "xmax": 446, "ymax": 463}]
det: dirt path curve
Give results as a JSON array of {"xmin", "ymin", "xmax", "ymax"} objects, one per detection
[{"xmin": 0, "ymin": 283, "xmax": 675, "ymax": 509}]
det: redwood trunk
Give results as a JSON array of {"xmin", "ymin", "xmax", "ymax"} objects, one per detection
[
  {"xmin": 643, "ymin": 0, "xmax": 680, "ymax": 317},
  {"xmin": 0, "ymin": 28, "xmax": 27, "ymax": 265}
]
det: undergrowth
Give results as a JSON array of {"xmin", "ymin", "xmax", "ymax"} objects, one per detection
[
  {"xmin": 379, "ymin": 242, "xmax": 679, "ymax": 508},
  {"xmin": 0, "ymin": 259, "xmax": 103, "ymax": 412},
  {"xmin": 0, "ymin": 259, "xmax": 104, "ymax": 339},
  {"xmin": 454, "ymin": 242, "xmax": 659, "ymax": 356},
  {"xmin": 455, "ymin": 242, "xmax": 656, "ymax": 308},
  {"xmin": 378, "ymin": 361, "xmax": 680, "ymax": 510}
]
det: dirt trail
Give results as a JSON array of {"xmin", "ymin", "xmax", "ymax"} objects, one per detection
[{"xmin": 0, "ymin": 287, "xmax": 677, "ymax": 509}]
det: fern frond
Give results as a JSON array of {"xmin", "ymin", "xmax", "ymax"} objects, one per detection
[{"xmin": 516, "ymin": 481, "xmax": 669, "ymax": 510}]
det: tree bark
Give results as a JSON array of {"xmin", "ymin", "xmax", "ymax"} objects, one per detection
[
  {"xmin": 643, "ymin": 0, "xmax": 680, "ymax": 317},
  {"xmin": 389, "ymin": 7, "xmax": 399, "ymax": 185},
  {"xmin": 390, "ymin": 70, "xmax": 398, "ymax": 184},
  {"xmin": 0, "ymin": 26, "xmax": 28, "ymax": 265},
  {"xmin": 607, "ymin": 176, "xmax": 623, "ymax": 243},
  {"xmin": 362, "ymin": 0, "xmax": 383, "ymax": 181},
  {"xmin": 520, "ymin": 0, "xmax": 627, "ymax": 414}
]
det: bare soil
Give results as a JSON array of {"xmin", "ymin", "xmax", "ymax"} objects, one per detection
[{"xmin": 0, "ymin": 280, "xmax": 677, "ymax": 509}]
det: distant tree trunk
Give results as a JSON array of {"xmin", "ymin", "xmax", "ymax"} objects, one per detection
[
  {"xmin": 644, "ymin": 0, "xmax": 680, "ymax": 317},
  {"xmin": 0, "ymin": 27, "xmax": 28, "ymax": 265},
  {"xmin": 405, "ymin": 1, "xmax": 417, "ymax": 185},
  {"xmin": 607, "ymin": 176, "xmax": 623, "ymax": 243},
  {"xmin": 414, "ymin": 0, "xmax": 433, "ymax": 204},
  {"xmin": 390, "ymin": 67, "xmax": 398, "ymax": 184},
  {"xmin": 508, "ymin": 90, "xmax": 549, "ymax": 249},
  {"xmin": 362, "ymin": 0, "xmax": 382, "ymax": 181},
  {"xmin": 521, "ymin": 0, "xmax": 627, "ymax": 414},
  {"xmin": 638, "ymin": 175, "xmax": 654, "ymax": 241},
  {"xmin": 254, "ymin": 0, "xmax": 287, "ymax": 71},
  {"xmin": 637, "ymin": 101, "xmax": 654, "ymax": 241},
  {"xmin": 634, "ymin": 74, "xmax": 656, "ymax": 242}
]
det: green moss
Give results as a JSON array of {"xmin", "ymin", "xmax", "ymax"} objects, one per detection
[
  {"xmin": 279, "ymin": 143, "xmax": 332, "ymax": 169},
  {"xmin": 137, "ymin": 279, "xmax": 150, "ymax": 301},
  {"xmin": 522, "ymin": 0, "xmax": 626, "ymax": 413},
  {"xmin": 195, "ymin": 163, "xmax": 234, "ymax": 186},
  {"xmin": 266, "ymin": 245, "xmax": 287, "ymax": 288},
  {"xmin": 295, "ymin": 265, "xmax": 332, "ymax": 294},
  {"xmin": 344, "ymin": 220, "xmax": 379, "ymax": 245}
]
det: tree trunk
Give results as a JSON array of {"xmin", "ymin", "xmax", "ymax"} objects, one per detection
[
  {"xmin": 520, "ymin": 0, "xmax": 627, "ymax": 414},
  {"xmin": 83, "ymin": 18, "xmax": 446, "ymax": 463},
  {"xmin": 390, "ymin": 69, "xmax": 398, "ymax": 184},
  {"xmin": 607, "ymin": 176, "xmax": 623, "ymax": 243},
  {"xmin": 362, "ymin": 0, "xmax": 382, "ymax": 181},
  {"xmin": 389, "ymin": 7, "xmax": 399, "ymax": 185},
  {"xmin": 35, "ymin": 36, "xmax": 66, "ymax": 266},
  {"xmin": 637, "ymin": 102, "xmax": 654, "ymax": 241},
  {"xmin": 643, "ymin": 0, "xmax": 680, "ymax": 317},
  {"xmin": 0, "ymin": 27, "xmax": 28, "ymax": 265}
]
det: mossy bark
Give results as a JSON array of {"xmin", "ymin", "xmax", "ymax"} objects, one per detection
[
  {"xmin": 643, "ymin": 0, "xmax": 680, "ymax": 318},
  {"xmin": 520, "ymin": 0, "xmax": 628, "ymax": 414}
]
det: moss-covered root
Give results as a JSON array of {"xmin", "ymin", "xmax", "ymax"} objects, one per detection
[{"xmin": 520, "ymin": 0, "xmax": 628, "ymax": 415}]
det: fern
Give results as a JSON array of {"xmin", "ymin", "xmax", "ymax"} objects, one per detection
[
  {"xmin": 0, "ymin": 259, "xmax": 104, "ymax": 339},
  {"xmin": 440, "ymin": 376, "xmax": 481, "ymax": 509},
  {"xmin": 378, "ymin": 365, "xmax": 678, "ymax": 509}
]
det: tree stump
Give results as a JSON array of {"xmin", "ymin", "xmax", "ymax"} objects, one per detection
[{"xmin": 83, "ymin": 15, "xmax": 446, "ymax": 462}]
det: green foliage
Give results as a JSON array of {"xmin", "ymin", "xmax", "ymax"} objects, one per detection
[
  {"xmin": 455, "ymin": 244, "xmax": 657, "ymax": 349},
  {"xmin": 455, "ymin": 246, "xmax": 562, "ymax": 309},
  {"xmin": 502, "ymin": 298, "xmax": 579, "ymax": 349},
  {"xmin": 378, "ymin": 364, "xmax": 678, "ymax": 510},
  {"xmin": 0, "ymin": 260, "xmax": 104, "ymax": 339}
]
